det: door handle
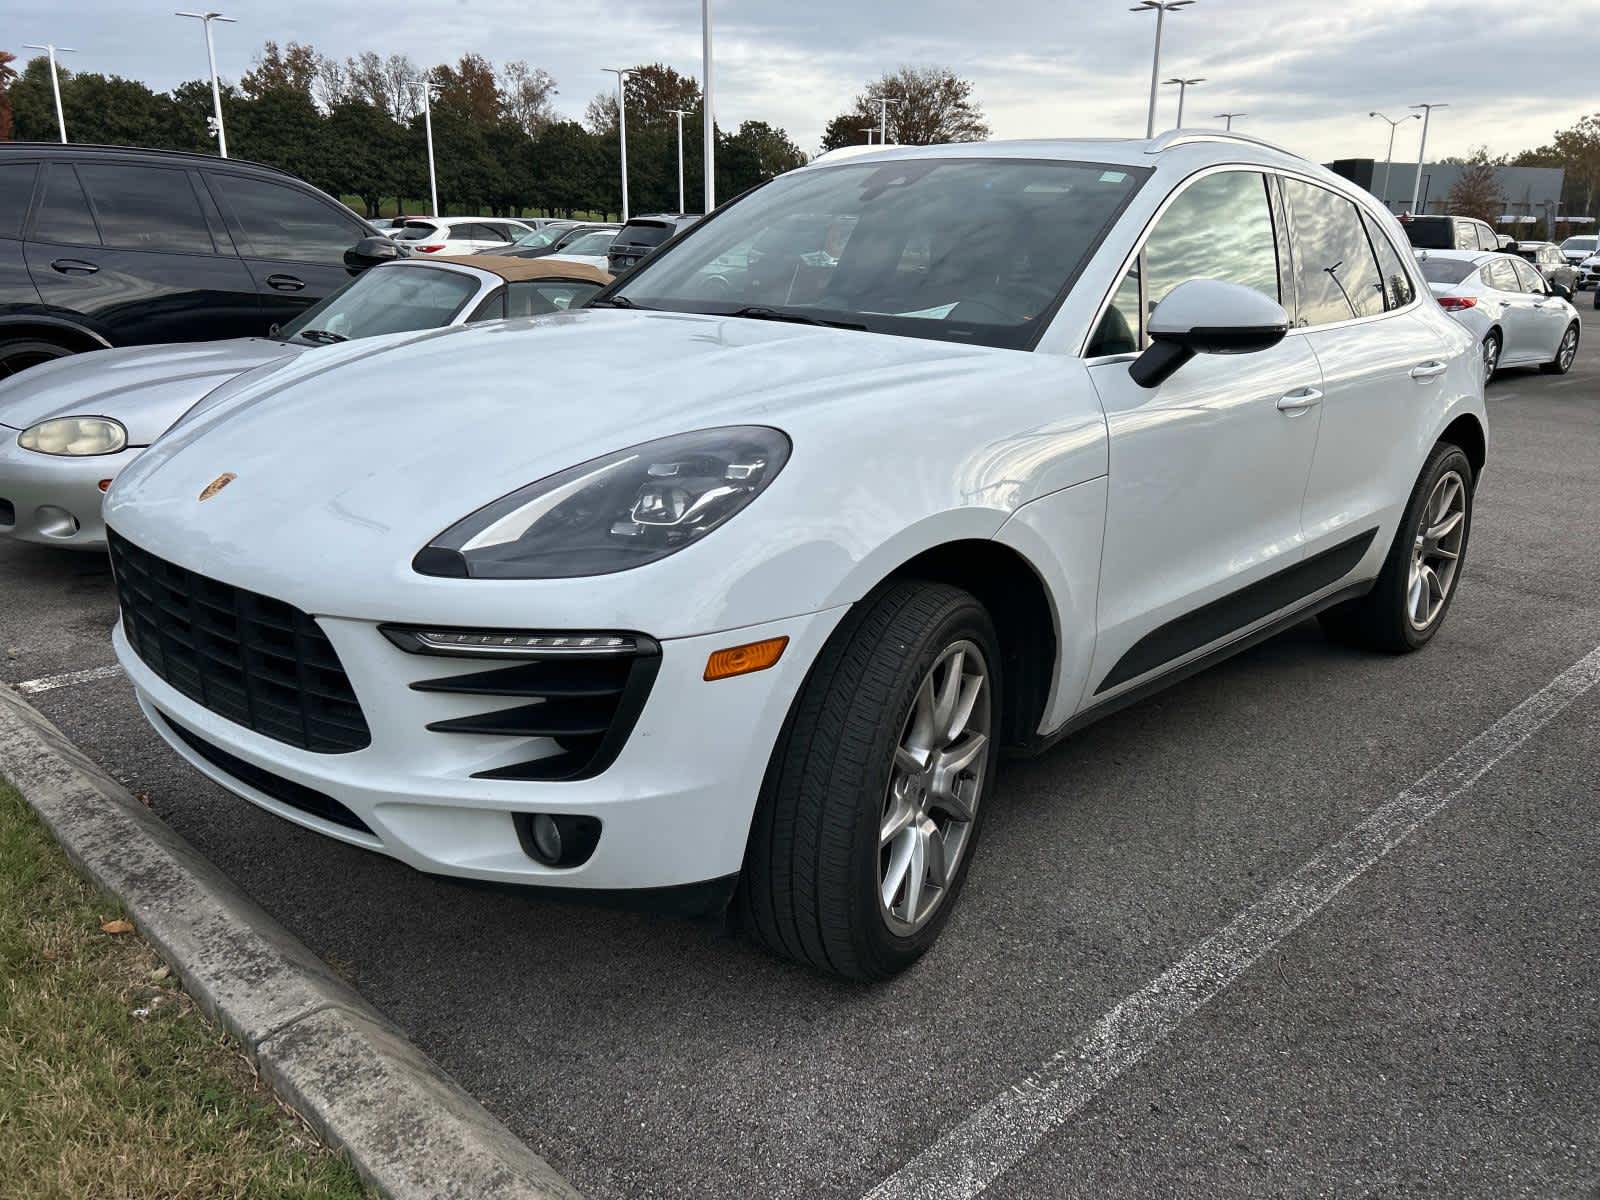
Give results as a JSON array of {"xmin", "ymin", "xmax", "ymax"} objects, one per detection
[
  {"xmin": 265, "ymin": 273, "xmax": 305, "ymax": 292},
  {"xmin": 1276, "ymin": 387, "xmax": 1323, "ymax": 412},
  {"xmin": 1409, "ymin": 361, "xmax": 1449, "ymax": 382},
  {"xmin": 50, "ymin": 258, "xmax": 99, "ymax": 275}
]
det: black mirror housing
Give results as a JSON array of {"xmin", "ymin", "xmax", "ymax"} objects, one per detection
[
  {"xmin": 344, "ymin": 236, "xmax": 402, "ymax": 271},
  {"xmin": 1130, "ymin": 278, "xmax": 1290, "ymax": 389}
]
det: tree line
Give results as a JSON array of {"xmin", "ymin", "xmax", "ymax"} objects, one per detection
[{"xmin": 0, "ymin": 44, "xmax": 812, "ymax": 219}]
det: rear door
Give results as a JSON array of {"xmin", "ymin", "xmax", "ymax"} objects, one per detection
[
  {"xmin": 1290, "ymin": 181, "xmax": 1448, "ymax": 561},
  {"xmin": 24, "ymin": 160, "xmax": 259, "ymax": 346},
  {"xmin": 204, "ymin": 170, "xmax": 367, "ymax": 327}
]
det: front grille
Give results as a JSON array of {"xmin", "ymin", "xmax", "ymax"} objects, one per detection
[
  {"xmin": 109, "ymin": 529, "xmax": 371, "ymax": 753},
  {"xmin": 383, "ymin": 626, "xmax": 659, "ymax": 781},
  {"xmin": 158, "ymin": 711, "xmax": 374, "ymax": 834}
]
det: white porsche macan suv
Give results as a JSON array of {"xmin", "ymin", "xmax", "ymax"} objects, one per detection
[{"xmin": 105, "ymin": 132, "xmax": 1486, "ymax": 980}]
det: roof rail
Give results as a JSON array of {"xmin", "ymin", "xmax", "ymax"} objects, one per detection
[
  {"xmin": 1145, "ymin": 128, "xmax": 1309, "ymax": 160},
  {"xmin": 0, "ymin": 140, "xmax": 286, "ymax": 175}
]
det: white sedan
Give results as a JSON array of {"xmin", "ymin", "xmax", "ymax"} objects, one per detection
[
  {"xmin": 105, "ymin": 132, "xmax": 1485, "ymax": 980},
  {"xmin": 391, "ymin": 217, "xmax": 535, "ymax": 256},
  {"xmin": 1417, "ymin": 249, "xmax": 1580, "ymax": 381}
]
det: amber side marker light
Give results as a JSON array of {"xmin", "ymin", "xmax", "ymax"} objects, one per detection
[
  {"xmin": 98, "ymin": 480, "xmax": 112, "ymax": 492},
  {"xmin": 704, "ymin": 636, "xmax": 789, "ymax": 681}
]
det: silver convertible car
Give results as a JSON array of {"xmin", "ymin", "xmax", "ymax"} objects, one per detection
[{"xmin": 0, "ymin": 256, "xmax": 609, "ymax": 548}]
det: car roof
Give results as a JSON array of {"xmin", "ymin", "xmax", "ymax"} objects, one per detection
[
  {"xmin": 430, "ymin": 254, "xmax": 612, "ymax": 284},
  {"xmin": 0, "ymin": 140, "xmax": 314, "ymax": 183}
]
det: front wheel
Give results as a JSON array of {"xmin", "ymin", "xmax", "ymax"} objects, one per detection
[
  {"xmin": 1480, "ymin": 330, "xmax": 1501, "ymax": 383},
  {"xmin": 0, "ymin": 338, "xmax": 74, "ymax": 378},
  {"xmin": 1541, "ymin": 322, "xmax": 1579, "ymax": 374},
  {"xmin": 1320, "ymin": 443, "xmax": 1474, "ymax": 653},
  {"xmin": 738, "ymin": 580, "xmax": 1001, "ymax": 980}
]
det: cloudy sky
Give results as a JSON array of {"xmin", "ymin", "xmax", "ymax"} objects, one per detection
[{"xmin": 12, "ymin": 0, "xmax": 1598, "ymax": 161}]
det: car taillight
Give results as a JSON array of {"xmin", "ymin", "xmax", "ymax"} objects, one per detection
[
  {"xmin": 1437, "ymin": 296, "xmax": 1477, "ymax": 310},
  {"xmin": 417, "ymin": 244, "xmax": 445, "ymax": 253}
]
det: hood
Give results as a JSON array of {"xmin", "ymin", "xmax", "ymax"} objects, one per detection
[
  {"xmin": 106, "ymin": 310, "xmax": 1009, "ymax": 581},
  {"xmin": 0, "ymin": 339, "xmax": 303, "ymax": 444}
]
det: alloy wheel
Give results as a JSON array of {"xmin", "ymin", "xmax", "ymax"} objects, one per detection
[
  {"xmin": 1481, "ymin": 335, "xmax": 1500, "ymax": 382},
  {"xmin": 1558, "ymin": 325, "xmax": 1579, "ymax": 371},
  {"xmin": 879, "ymin": 640, "xmax": 991, "ymax": 936},
  {"xmin": 1407, "ymin": 470, "xmax": 1467, "ymax": 631}
]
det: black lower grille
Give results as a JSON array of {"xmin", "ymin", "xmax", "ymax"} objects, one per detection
[
  {"xmin": 383, "ymin": 627, "xmax": 659, "ymax": 781},
  {"xmin": 108, "ymin": 529, "xmax": 370, "ymax": 753},
  {"xmin": 158, "ymin": 711, "xmax": 374, "ymax": 835},
  {"xmin": 0, "ymin": 497, "xmax": 14, "ymax": 527}
]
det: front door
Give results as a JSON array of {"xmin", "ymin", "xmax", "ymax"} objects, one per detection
[{"xmin": 1084, "ymin": 168, "xmax": 1325, "ymax": 702}]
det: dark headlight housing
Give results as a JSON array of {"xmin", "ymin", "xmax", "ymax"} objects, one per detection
[{"xmin": 415, "ymin": 426, "xmax": 791, "ymax": 579}]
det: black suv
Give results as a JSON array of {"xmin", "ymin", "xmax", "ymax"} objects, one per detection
[
  {"xmin": 606, "ymin": 214, "xmax": 701, "ymax": 277},
  {"xmin": 0, "ymin": 143, "xmax": 378, "ymax": 376}
]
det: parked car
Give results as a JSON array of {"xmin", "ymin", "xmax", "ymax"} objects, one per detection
[
  {"xmin": 1507, "ymin": 240, "xmax": 1578, "ymax": 294},
  {"xmin": 0, "ymin": 256, "xmax": 609, "ymax": 548},
  {"xmin": 1577, "ymin": 253, "xmax": 1600, "ymax": 292},
  {"xmin": 0, "ymin": 142, "xmax": 381, "ymax": 377},
  {"xmin": 1559, "ymin": 234, "xmax": 1597, "ymax": 267},
  {"xmin": 391, "ymin": 217, "xmax": 534, "ymax": 256},
  {"xmin": 485, "ymin": 222, "xmax": 578, "ymax": 256},
  {"xmin": 104, "ymin": 132, "xmax": 1485, "ymax": 980},
  {"xmin": 488, "ymin": 223, "xmax": 621, "ymax": 260},
  {"xmin": 606, "ymin": 214, "xmax": 701, "ymax": 276},
  {"xmin": 540, "ymin": 228, "xmax": 623, "ymax": 271},
  {"xmin": 1399, "ymin": 213, "xmax": 1502, "ymax": 252},
  {"xmin": 1417, "ymin": 249, "xmax": 1580, "ymax": 381}
]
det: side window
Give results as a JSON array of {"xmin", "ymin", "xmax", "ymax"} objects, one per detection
[
  {"xmin": 1510, "ymin": 258, "xmax": 1546, "ymax": 293},
  {"xmin": 1087, "ymin": 260, "xmax": 1141, "ymax": 356},
  {"xmin": 1453, "ymin": 222, "xmax": 1475, "ymax": 250},
  {"xmin": 1483, "ymin": 259, "xmax": 1519, "ymax": 292},
  {"xmin": 208, "ymin": 173, "xmax": 364, "ymax": 262},
  {"xmin": 506, "ymin": 279, "xmax": 602, "ymax": 316},
  {"xmin": 1282, "ymin": 179, "xmax": 1386, "ymax": 325},
  {"xmin": 0, "ymin": 163, "xmax": 39, "ymax": 239},
  {"xmin": 1143, "ymin": 170, "xmax": 1280, "ymax": 316},
  {"xmin": 1477, "ymin": 224, "xmax": 1498, "ymax": 251},
  {"xmin": 1361, "ymin": 212, "xmax": 1416, "ymax": 310},
  {"xmin": 32, "ymin": 164, "xmax": 101, "ymax": 246},
  {"xmin": 77, "ymin": 163, "xmax": 215, "ymax": 254},
  {"xmin": 467, "ymin": 288, "xmax": 507, "ymax": 322}
]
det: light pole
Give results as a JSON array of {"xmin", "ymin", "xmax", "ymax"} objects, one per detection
[
  {"xmin": 702, "ymin": 0, "xmax": 715, "ymax": 211},
  {"xmin": 405, "ymin": 78, "xmax": 440, "ymax": 217},
  {"xmin": 1213, "ymin": 112, "xmax": 1245, "ymax": 130},
  {"xmin": 859, "ymin": 127, "xmax": 876, "ymax": 144},
  {"xmin": 1131, "ymin": 1, "xmax": 1194, "ymax": 138},
  {"xmin": 175, "ymin": 12, "xmax": 235, "ymax": 158},
  {"xmin": 1369, "ymin": 111, "xmax": 1419, "ymax": 211},
  {"xmin": 602, "ymin": 67, "xmax": 633, "ymax": 221},
  {"xmin": 668, "ymin": 108, "xmax": 689, "ymax": 214},
  {"xmin": 22, "ymin": 44, "xmax": 75, "ymax": 143},
  {"xmin": 1163, "ymin": 77, "xmax": 1205, "ymax": 128},
  {"xmin": 1408, "ymin": 102, "xmax": 1447, "ymax": 214},
  {"xmin": 868, "ymin": 94, "xmax": 901, "ymax": 145}
]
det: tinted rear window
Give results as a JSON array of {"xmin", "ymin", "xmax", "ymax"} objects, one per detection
[
  {"xmin": 393, "ymin": 223, "xmax": 440, "ymax": 241},
  {"xmin": 615, "ymin": 222, "xmax": 675, "ymax": 250},
  {"xmin": 1400, "ymin": 217, "xmax": 1455, "ymax": 250},
  {"xmin": 0, "ymin": 163, "xmax": 38, "ymax": 238},
  {"xmin": 78, "ymin": 163, "xmax": 215, "ymax": 254},
  {"xmin": 32, "ymin": 164, "xmax": 101, "ymax": 245},
  {"xmin": 1418, "ymin": 257, "xmax": 1476, "ymax": 284}
]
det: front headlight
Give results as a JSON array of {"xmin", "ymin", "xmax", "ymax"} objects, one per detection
[
  {"xmin": 18, "ymin": 416, "xmax": 128, "ymax": 456},
  {"xmin": 415, "ymin": 426, "xmax": 791, "ymax": 579}
]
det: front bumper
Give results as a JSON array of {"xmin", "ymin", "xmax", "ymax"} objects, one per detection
[
  {"xmin": 0, "ymin": 434, "xmax": 140, "ymax": 548},
  {"xmin": 115, "ymin": 604, "xmax": 847, "ymax": 891}
]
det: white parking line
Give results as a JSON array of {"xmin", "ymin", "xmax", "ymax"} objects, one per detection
[
  {"xmin": 865, "ymin": 643, "xmax": 1600, "ymax": 1200},
  {"xmin": 15, "ymin": 664, "xmax": 124, "ymax": 695}
]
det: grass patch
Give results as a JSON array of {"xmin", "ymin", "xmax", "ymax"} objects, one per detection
[{"xmin": 0, "ymin": 781, "xmax": 372, "ymax": 1200}]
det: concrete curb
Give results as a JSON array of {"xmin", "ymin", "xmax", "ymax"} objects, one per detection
[{"xmin": 0, "ymin": 682, "xmax": 582, "ymax": 1200}]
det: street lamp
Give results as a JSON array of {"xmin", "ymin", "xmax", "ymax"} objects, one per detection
[
  {"xmin": 1163, "ymin": 76, "xmax": 1205, "ymax": 128},
  {"xmin": 1408, "ymin": 103, "xmax": 1448, "ymax": 214},
  {"xmin": 859, "ymin": 127, "xmax": 876, "ymax": 144},
  {"xmin": 21, "ymin": 44, "xmax": 76, "ymax": 144},
  {"xmin": 1213, "ymin": 111, "xmax": 1245, "ymax": 130},
  {"xmin": 702, "ymin": 0, "xmax": 715, "ymax": 212},
  {"xmin": 1130, "ymin": 1, "xmax": 1195, "ymax": 138},
  {"xmin": 404, "ymin": 77, "xmax": 440, "ymax": 218},
  {"xmin": 1369, "ymin": 110, "xmax": 1420, "ymax": 211},
  {"xmin": 175, "ymin": 12, "xmax": 235, "ymax": 158},
  {"xmin": 868, "ymin": 94, "xmax": 901, "ymax": 145},
  {"xmin": 668, "ymin": 108, "xmax": 690, "ymax": 214},
  {"xmin": 602, "ymin": 67, "xmax": 633, "ymax": 222}
]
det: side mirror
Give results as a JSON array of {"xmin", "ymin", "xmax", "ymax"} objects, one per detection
[
  {"xmin": 343, "ymin": 235, "xmax": 402, "ymax": 271},
  {"xmin": 1552, "ymin": 282, "xmax": 1573, "ymax": 301},
  {"xmin": 1130, "ymin": 278, "xmax": 1290, "ymax": 389}
]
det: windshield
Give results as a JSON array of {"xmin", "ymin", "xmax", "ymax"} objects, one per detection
[
  {"xmin": 1562, "ymin": 236, "xmax": 1596, "ymax": 255},
  {"xmin": 1417, "ymin": 257, "xmax": 1476, "ymax": 284},
  {"xmin": 278, "ymin": 265, "xmax": 479, "ymax": 343},
  {"xmin": 558, "ymin": 230, "xmax": 618, "ymax": 256},
  {"xmin": 512, "ymin": 227, "xmax": 570, "ymax": 249},
  {"xmin": 613, "ymin": 159, "xmax": 1146, "ymax": 350}
]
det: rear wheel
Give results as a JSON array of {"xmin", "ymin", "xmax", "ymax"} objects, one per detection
[
  {"xmin": 739, "ymin": 580, "xmax": 1000, "ymax": 980},
  {"xmin": 0, "ymin": 338, "xmax": 74, "ymax": 378},
  {"xmin": 1541, "ymin": 321, "xmax": 1579, "ymax": 375},
  {"xmin": 1320, "ymin": 443, "xmax": 1474, "ymax": 653}
]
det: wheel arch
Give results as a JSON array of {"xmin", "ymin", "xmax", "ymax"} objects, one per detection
[
  {"xmin": 0, "ymin": 315, "xmax": 112, "ymax": 354},
  {"xmin": 1438, "ymin": 412, "xmax": 1487, "ymax": 480}
]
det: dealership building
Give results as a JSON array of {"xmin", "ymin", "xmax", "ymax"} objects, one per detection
[{"xmin": 1326, "ymin": 158, "xmax": 1578, "ymax": 232}]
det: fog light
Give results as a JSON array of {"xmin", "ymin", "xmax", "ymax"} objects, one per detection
[
  {"xmin": 516, "ymin": 813, "xmax": 602, "ymax": 868},
  {"xmin": 531, "ymin": 814, "xmax": 562, "ymax": 863}
]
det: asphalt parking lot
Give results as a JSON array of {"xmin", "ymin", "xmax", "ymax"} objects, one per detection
[{"xmin": 4, "ymin": 306, "xmax": 1598, "ymax": 1200}]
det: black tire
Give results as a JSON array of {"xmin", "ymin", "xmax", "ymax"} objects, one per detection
[
  {"xmin": 0, "ymin": 337, "xmax": 74, "ymax": 379},
  {"xmin": 1541, "ymin": 321, "xmax": 1579, "ymax": 375},
  {"xmin": 1320, "ymin": 442, "xmax": 1474, "ymax": 653},
  {"xmin": 1480, "ymin": 330, "xmax": 1502, "ymax": 382},
  {"xmin": 737, "ymin": 580, "xmax": 1002, "ymax": 981}
]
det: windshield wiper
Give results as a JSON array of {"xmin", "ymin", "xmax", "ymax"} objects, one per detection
[
  {"xmin": 295, "ymin": 329, "xmax": 349, "ymax": 344},
  {"xmin": 722, "ymin": 305, "xmax": 865, "ymax": 331},
  {"xmin": 587, "ymin": 295, "xmax": 648, "ymax": 310}
]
